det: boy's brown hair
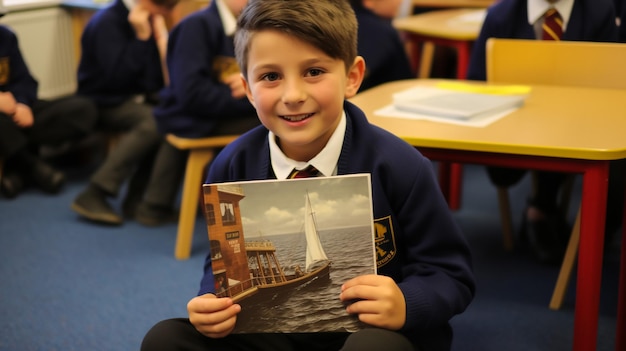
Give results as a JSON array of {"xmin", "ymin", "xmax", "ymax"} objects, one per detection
[{"xmin": 234, "ymin": 0, "xmax": 358, "ymax": 78}]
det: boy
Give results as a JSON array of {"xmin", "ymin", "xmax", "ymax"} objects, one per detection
[
  {"xmin": 141, "ymin": 1, "xmax": 475, "ymax": 350},
  {"xmin": 71, "ymin": 0, "xmax": 178, "ymax": 225},
  {"xmin": 134, "ymin": 0, "xmax": 259, "ymax": 225},
  {"xmin": 466, "ymin": 0, "xmax": 619, "ymax": 264},
  {"xmin": 0, "ymin": 24, "xmax": 97, "ymax": 198}
]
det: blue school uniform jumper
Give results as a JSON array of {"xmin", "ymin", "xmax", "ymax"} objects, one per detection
[
  {"xmin": 154, "ymin": 1, "xmax": 256, "ymax": 138},
  {"xmin": 199, "ymin": 101, "xmax": 476, "ymax": 351}
]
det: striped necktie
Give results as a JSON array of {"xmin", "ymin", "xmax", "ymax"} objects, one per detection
[
  {"xmin": 288, "ymin": 165, "xmax": 321, "ymax": 178},
  {"xmin": 542, "ymin": 8, "xmax": 563, "ymax": 41}
]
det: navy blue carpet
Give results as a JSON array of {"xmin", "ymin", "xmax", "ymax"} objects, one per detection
[{"xmin": 0, "ymin": 157, "xmax": 620, "ymax": 351}]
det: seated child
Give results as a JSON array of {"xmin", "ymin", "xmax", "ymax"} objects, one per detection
[
  {"xmin": 71, "ymin": 0, "xmax": 179, "ymax": 225},
  {"xmin": 134, "ymin": 0, "xmax": 259, "ymax": 225},
  {"xmin": 467, "ymin": 0, "xmax": 619, "ymax": 264},
  {"xmin": 141, "ymin": 1, "xmax": 475, "ymax": 350},
  {"xmin": 0, "ymin": 24, "xmax": 97, "ymax": 198}
]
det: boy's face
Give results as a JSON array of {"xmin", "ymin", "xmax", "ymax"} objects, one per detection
[{"xmin": 242, "ymin": 30, "xmax": 364, "ymax": 162}]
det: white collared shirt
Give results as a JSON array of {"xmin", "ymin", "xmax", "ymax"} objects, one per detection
[
  {"xmin": 216, "ymin": 0, "xmax": 237, "ymax": 36},
  {"xmin": 528, "ymin": 0, "xmax": 574, "ymax": 36},
  {"xmin": 122, "ymin": 0, "xmax": 136, "ymax": 12},
  {"xmin": 270, "ymin": 111, "xmax": 347, "ymax": 179}
]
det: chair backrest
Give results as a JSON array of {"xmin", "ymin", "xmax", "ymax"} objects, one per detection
[{"xmin": 486, "ymin": 38, "xmax": 626, "ymax": 89}]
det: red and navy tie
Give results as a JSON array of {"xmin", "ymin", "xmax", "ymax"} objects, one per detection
[
  {"xmin": 288, "ymin": 165, "xmax": 321, "ymax": 178},
  {"xmin": 542, "ymin": 8, "xmax": 563, "ymax": 41}
]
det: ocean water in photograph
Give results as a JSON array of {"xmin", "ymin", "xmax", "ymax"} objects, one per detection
[{"xmin": 233, "ymin": 225, "xmax": 376, "ymax": 333}]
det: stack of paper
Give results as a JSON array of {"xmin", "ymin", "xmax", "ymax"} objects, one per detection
[{"xmin": 393, "ymin": 83, "xmax": 528, "ymax": 121}]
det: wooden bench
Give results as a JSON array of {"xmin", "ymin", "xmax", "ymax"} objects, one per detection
[{"xmin": 166, "ymin": 133, "xmax": 239, "ymax": 260}]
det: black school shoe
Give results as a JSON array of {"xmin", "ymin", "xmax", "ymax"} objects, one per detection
[
  {"xmin": 135, "ymin": 202, "xmax": 178, "ymax": 227},
  {"xmin": 0, "ymin": 170, "xmax": 25, "ymax": 199},
  {"xmin": 520, "ymin": 208, "xmax": 570, "ymax": 265},
  {"xmin": 30, "ymin": 160, "xmax": 65, "ymax": 194},
  {"xmin": 71, "ymin": 185, "xmax": 123, "ymax": 225}
]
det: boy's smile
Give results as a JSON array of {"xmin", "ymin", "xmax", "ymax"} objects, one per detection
[
  {"xmin": 279, "ymin": 113, "xmax": 314, "ymax": 123},
  {"xmin": 242, "ymin": 30, "xmax": 364, "ymax": 162}
]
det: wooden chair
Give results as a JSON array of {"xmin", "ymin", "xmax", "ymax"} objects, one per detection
[
  {"xmin": 166, "ymin": 133, "xmax": 239, "ymax": 260},
  {"xmin": 486, "ymin": 38, "xmax": 626, "ymax": 309}
]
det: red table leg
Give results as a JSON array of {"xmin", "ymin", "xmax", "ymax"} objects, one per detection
[
  {"xmin": 438, "ymin": 161, "xmax": 451, "ymax": 202},
  {"xmin": 445, "ymin": 41, "xmax": 473, "ymax": 210},
  {"xmin": 447, "ymin": 163, "xmax": 463, "ymax": 209},
  {"xmin": 574, "ymin": 163, "xmax": 609, "ymax": 351},
  {"xmin": 616, "ymin": 185, "xmax": 626, "ymax": 351}
]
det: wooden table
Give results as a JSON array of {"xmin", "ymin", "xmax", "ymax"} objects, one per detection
[
  {"xmin": 394, "ymin": 8, "xmax": 486, "ymax": 79},
  {"xmin": 350, "ymin": 79, "xmax": 626, "ymax": 351},
  {"xmin": 394, "ymin": 9, "xmax": 487, "ymax": 209}
]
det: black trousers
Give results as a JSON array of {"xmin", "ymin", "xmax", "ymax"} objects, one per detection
[
  {"xmin": 88, "ymin": 99, "xmax": 161, "ymax": 196},
  {"xmin": 0, "ymin": 96, "xmax": 97, "ymax": 159},
  {"xmin": 140, "ymin": 318, "xmax": 416, "ymax": 351},
  {"xmin": 487, "ymin": 161, "xmax": 626, "ymax": 237},
  {"xmin": 486, "ymin": 167, "xmax": 566, "ymax": 213}
]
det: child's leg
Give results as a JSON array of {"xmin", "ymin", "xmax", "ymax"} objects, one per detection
[
  {"xmin": 340, "ymin": 329, "xmax": 415, "ymax": 351},
  {"xmin": 287, "ymin": 333, "xmax": 349, "ymax": 350},
  {"xmin": 141, "ymin": 318, "xmax": 297, "ymax": 351}
]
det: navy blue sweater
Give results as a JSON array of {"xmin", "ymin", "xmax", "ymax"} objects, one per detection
[
  {"xmin": 154, "ymin": 2, "xmax": 255, "ymax": 137},
  {"xmin": 77, "ymin": 0, "xmax": 164, "ymax": 107},
  {"xmin": 467, "ymin": 0, "xmax": 618, "ymax": 81},
  {"xmin": 353, "ymin": 5, "xmax": 414, "ymax": 92},
  {"xmin": 0, "ymin": 25, "xmax": 37, "ymax": 107},
  {"xmin": 199, "ymin": 101, "xmax": 475, "ymax": 351}
]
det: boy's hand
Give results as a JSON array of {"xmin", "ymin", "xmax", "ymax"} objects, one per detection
[
  {"xmin": 222, "ymin": 73, "xmax": 247, "ymax": 99},
  {"xmin": 340, "ymin": 274, "xmax": 406, "ymax": 330},
  {"xmin": 152, "ymin": 14, "xmax": 169, "ymax": 56},
  {"xmin": 187, "ymin": 294, "xmax": 241, "ymax": 338},
  {"xmin": 0, "ymin": 92, "xmax": 17, "ymax": 116},
  {"xmin": 128, "ymin": 4, "xmax": 152, "ymax": 40},
  {"xmin": 12, "ymin": 103, "xmax": 34, "ymax": 128}
]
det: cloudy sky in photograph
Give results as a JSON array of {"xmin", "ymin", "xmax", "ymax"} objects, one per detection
[{"xmin": 215, "ymin": 174, "xmax": 373, "ymax": 237}]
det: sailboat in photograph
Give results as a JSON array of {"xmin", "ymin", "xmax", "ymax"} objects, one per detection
[
  {"xmin": 242, "ymin": 190, "xmax": 332, "ymax": 300},
  {"xmin": 205, "ymin": 184, "xmax": 332, "ymax": 304}
]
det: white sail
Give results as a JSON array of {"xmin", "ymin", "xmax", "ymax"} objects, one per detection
[{"xmin": 304, "ymin": 191, "xmax": 328, "ymax": 272}]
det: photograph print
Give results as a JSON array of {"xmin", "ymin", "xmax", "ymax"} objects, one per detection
[{"xmin": 202, "ymin": 173, "xmax": 376, "ymax": 333}]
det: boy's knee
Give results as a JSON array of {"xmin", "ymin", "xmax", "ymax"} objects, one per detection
[
  {"xmin": 140, "ymin": 318, "xmax": 190, "ymax": 351},
  {"xmin": 341, "ymin": 328, "xmax": 415, "ymax": 351},
  {"xmin": 133, "ymin": 118, "xmax": 160, "ymax": 144}
]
